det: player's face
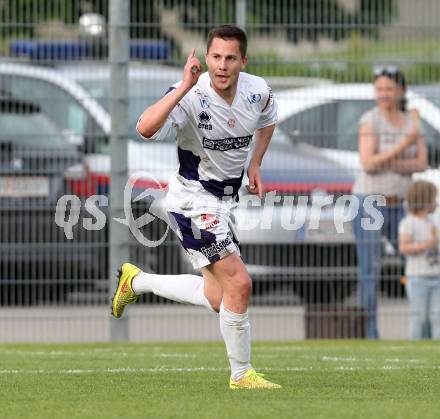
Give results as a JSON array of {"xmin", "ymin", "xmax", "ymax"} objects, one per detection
[
  {"xmin": 205, "ymin": 37, "xmax": 248, "ymax": 96},
  {"xmin": 374, "ymin": 76, "xmax": 402, "ymax": 111}
]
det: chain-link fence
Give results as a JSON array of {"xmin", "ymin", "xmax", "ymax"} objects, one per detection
[{"xmin": 1, "ymin": 0, "xmax": 439, "ymax": 342}]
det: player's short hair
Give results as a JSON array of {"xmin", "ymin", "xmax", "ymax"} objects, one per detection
[
  {"xmin": 406, "ymin": 180, "xmax": 437, "ymax": 214},
  {"xmin": 206, "ymin": 25, "xmax": 247, "ymax": 57}
]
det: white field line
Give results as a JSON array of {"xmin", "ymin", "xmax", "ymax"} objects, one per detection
[
  {"xmin": 0, "ymin": 367, "xmax": 228, "ymax": 375},
  {"xmin": 381, "ymin": 345, "xmax": 440, "ymax": 351},
  {"xmin": 153, "ymin": 353, "xmax": 196, "ymax": 358},
  {"xmin": 0, "ymin": 365, "xmax": 439, "ymax": 375},
  {"xmin": 0, "ymin": 350, "xmax": 432, "ymax": 370},
  {"xmin": 269, "ymin": 346, "xmax": 316, "ymax": 352},
  {"xmin": 321, "ymin": 356, "xmax": 357, "ymax": 362},
  {"xmin": 0, "ymin": 350, "xmax": 201, "ymax": 358}
]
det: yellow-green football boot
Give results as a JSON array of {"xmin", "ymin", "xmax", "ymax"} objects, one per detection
[
  {"xmin": 229, "ymin": 369, "xmax": 282, "ymax": 389},
  {"xmin": 111, "ymin": 263, "xmax": 141, "ymax": 318}
]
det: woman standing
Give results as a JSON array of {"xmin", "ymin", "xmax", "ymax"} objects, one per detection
[{"xmin": 352, "ymin": 67, "xmax": 427, "ymax": 339}]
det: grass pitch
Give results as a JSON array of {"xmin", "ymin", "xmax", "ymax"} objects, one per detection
[{"xmin": 1, "ymin": 341, "xmax": 439, "ymax": 419}]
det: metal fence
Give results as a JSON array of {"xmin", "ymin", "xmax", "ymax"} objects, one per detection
[{"xmin": 0, "ymin": 0, "xmax": 439, "ymax": 342}]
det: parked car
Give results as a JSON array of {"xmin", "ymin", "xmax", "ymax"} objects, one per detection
[
  {"xmin": 0, "ymin": 62, "xmax": 190, "ymax": 304},
  {"xmin": 0, "ymin": 94, "xmax": 106, "ymax": 304}
]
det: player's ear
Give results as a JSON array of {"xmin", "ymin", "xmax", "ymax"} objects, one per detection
[{"xmin": 241, "ymin": 55, "xmax": 248, "ymax": 70}]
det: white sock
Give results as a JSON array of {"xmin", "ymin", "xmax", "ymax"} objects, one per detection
[
  {"xmin": 219, "ymin": 301, "xmax": 252, "ymax": 380},
  {"xmin": 132, "ymin": 271, "xmax": 214, "ymax": 311}
]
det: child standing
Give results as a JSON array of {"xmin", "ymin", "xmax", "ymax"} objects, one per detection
[{"xmin": 399, "ymin": 180, "xmax": 440, "ymax": 339}]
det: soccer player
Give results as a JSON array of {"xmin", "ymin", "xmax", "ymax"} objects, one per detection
[{"xmin": 111, "ymin": 24, "xmax": 280, "ymax": 389}]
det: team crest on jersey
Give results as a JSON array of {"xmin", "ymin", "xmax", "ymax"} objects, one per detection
[
  {"xmin": 247, "ymin": 93, "xmax": 261, "ymax": 104},
  {"xmin": 199, "ymin": 98, "xmax": 210, "ymax": 109},
  {"xmin": 227, "ymin": 118, "xmax": 236, "ymax": 128},
  {"xmin": 198, "ymin": 111, "xmax": 212, "ymax": 130}
]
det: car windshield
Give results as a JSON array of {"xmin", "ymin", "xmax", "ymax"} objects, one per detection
[{"xmin": 0, "ymin": 111, "xmax": 72, "ymax": 149}]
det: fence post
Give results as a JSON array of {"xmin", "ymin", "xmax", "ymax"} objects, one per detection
[
  {"xmin": 109, "ymin": 0, "xmax": 130, "ymax": 341},
  {"xmin": 236, "ymin": 0, "xmax": 247, "ymax": 30}
]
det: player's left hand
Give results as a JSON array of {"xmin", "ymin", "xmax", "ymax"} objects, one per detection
[{"xmin": 247, "ymin": 161, "xmax": 264, "ymax": 199}]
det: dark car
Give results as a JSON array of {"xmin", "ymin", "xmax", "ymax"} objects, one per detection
[{"xmin": 0, "ymin": 96, "xmax": 106, "ymax": 304}]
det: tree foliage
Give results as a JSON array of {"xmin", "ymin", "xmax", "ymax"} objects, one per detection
[
  {"xmin": 246, "ymin": 0, "xmax": 397, "ymax": 42},
  {"xmin": 0, "ymin": 0, "xmax": 398, "ymax": 42}
]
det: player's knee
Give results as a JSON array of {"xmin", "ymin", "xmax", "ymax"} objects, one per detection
[
  {"xmin": 224, "ymin": 262, "xmax": 252, "ymax": 295},
  {"xmin": 234, "ymin": 274, "xmax": 252, "ymax": 301}
]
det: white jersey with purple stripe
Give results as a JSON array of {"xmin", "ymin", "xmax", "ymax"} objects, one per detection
[
  {"xmin": 137, "ymin": 72, "xmax": 277, "ymax": 269},
  {"xmin": 144, "ymin": 71, "xmax": 278, "ymax": 203}
]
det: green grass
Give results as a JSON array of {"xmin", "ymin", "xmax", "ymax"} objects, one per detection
[{"xmin": 1, "ymin": 341, "xmax": 439, "ymax": 419}]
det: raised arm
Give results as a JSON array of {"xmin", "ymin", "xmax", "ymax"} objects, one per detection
[{"xmin": 136, "ymin": 49, "xmax": 202, "ymax": 139}]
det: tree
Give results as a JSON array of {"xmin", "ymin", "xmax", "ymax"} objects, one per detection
[{"xmin": 246, "ymin": 0, "xmax": 397, "ymax": 43}]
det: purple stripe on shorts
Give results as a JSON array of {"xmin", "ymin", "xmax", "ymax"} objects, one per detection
[{"xmin": 168, "ymin": 211, "xmax": 221, "ymax": 263}]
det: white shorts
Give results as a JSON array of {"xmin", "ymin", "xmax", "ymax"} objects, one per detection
[{"xmin": 166, "ymin": 175, "xmax": 241, "ymax": 270}]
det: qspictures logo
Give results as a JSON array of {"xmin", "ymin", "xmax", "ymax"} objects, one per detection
[{"xmin": 55, "ymin": 175, "xmax": 387, "ymax": 248}]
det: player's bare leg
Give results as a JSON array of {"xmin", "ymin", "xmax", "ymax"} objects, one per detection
[
  {"xmin": 203, "ymin": 252, "xmax": 251, "ymax": 313},
  {"xmin": 202, "ymin": 268, "xmax": 223, "ymax": 313}
]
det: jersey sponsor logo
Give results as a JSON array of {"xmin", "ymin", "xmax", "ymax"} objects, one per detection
[
  {"xmin": 227, "ymin": 118, "xmax": 236, "ymax": 128},
  {"xmin": 201, "ymin": 213, "xmax": 220, "ymax": 229},
  {"xmin": 247, "ymin": 93, "xmax": 261, "ymax": 104},
  {"xmin": 202, "ymin": 135, "xmax": 252, "ymax": 151},
  {"xmin": 200, "ymin": 236, "xmax": 232, "ymax": 259},
  {"xmin": 198, "ymin": 111, "xmax": 213, "ymax": 130}
]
